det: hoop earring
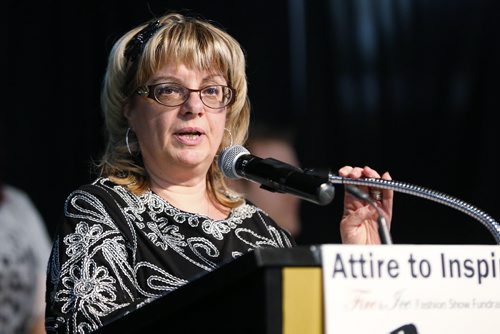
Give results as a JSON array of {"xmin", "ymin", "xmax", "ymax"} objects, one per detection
[
  {"xmin": 126, "ymin": 127, "xmax": 133, "ymax": 155},
  {"xmin": 224, "ymin": 128, "xmax": 234, "ymax": 148}
]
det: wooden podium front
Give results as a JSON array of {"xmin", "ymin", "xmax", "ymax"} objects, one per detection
[{"xmin": 94, "ymin": 247, "xmax": 323, "ymax": 334}]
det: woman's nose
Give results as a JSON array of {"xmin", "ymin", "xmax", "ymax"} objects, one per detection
[{"xmin": 180, "ymin": 91, "xmax": 205, "ymax": 115}]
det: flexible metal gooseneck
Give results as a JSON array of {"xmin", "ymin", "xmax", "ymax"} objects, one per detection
[{"xmin": 328, "ymin": 174, "xmax": 500, "ymax": 244}]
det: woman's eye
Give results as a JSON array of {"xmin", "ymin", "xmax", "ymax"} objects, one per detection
[
  {"xmin": 157, "ymin": 85, "xmax": 182, "ymax": 96},
  {"xmin": 204, "ymin": 86, "xmax": 220, "ymax": 96}
]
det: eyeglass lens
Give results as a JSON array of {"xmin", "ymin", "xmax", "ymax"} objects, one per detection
[{"xmin": 154, "ymin": 84, "xmax": 232, "ymax": 108}]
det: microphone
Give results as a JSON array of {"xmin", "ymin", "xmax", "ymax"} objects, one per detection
[{"xmin": 218, "ymin": 145, "xmax": 335, "ymax": 205}]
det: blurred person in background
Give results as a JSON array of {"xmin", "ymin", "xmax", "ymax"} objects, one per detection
[
  {"xmin": 228, "ymin": 123, "xmax": 302, "ymax": 237},
  {"xmin": 0, "ymin": 180, "xmax": 52, "ymax": 333}
]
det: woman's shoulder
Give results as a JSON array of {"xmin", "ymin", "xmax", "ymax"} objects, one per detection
[
  {"xmin": 68, "ymin": 177, "xmax": 126, "ymax": 198},
  {"xmin": 64, "ymin": 177, "xmax": 136, "ymax": 212},
  {"xmin": 61, "ymin": 178, "xmax": 138, "ymax": 235},
  {"xmin": 231, "ymin": 199, "xmax": 297, "ymax": 247},
  {"xmin": 231, "ymin": 199, "xmax": 274, "ymax": 225}
]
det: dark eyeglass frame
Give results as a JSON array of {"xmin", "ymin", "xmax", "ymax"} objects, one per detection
[{"xmin": 136, "ymin": 83, "xmax": 236, "ymax": 109}]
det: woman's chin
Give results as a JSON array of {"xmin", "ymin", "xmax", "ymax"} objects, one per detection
[{"xmin": 175, "ymin": 151, "xmax": 212, "ymax": 168}]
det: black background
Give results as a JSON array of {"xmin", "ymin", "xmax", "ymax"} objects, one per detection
[{"xmin": 4, "ymin": 0, "xmax": 499, "ymax": 245}]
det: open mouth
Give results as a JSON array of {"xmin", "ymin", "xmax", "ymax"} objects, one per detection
[
  {"xmin": 175, "ymin": 128, "xmax": 205, "ymax": 144},
  {"xmin": 177, "ymin": 130, "xmax": 202, "ymax": 140}
]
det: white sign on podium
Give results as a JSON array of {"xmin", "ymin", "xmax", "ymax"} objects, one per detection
[{"xmin": 321, "ymin": 244, "xmax": 500, "ymax": 333}]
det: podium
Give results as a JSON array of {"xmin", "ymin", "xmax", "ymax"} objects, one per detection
[
  {"xmin": 95, "ymin": 246, "xmax": 323, "ymax": 334},
  {"xmin": 95, "ymin": 244, "xmax": 500, "ymax": 333}
]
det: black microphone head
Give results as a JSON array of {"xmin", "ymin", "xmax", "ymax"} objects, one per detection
[{"xmin": 218, "ymin": 145, "xmax": 250, "ymax": 179}]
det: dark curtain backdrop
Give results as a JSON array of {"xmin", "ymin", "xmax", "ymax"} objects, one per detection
[
  {"xmin": 4, "ymin": 0, "xmax": 499, "ymax": 245},
  {"xmin": 296, "ymin": 0, "xmax": 500, "ymax": 245}
]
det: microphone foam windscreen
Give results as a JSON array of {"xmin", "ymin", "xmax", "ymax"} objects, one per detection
[{"xmin": 218, "ymin": 145, "xmax": 249, "ymax": 179}]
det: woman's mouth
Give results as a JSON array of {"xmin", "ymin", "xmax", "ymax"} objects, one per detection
[
  {"xmin": 175, "ymin": 128, "xmax": 205, "ymax": 145},
  {"xmin": 179, "ymin": 131, "xmax": 201, "ymax": 140}
]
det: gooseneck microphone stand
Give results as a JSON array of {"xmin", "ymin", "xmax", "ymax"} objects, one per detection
[
  {"xmin": 327, "ymin": 174, "xmax": 500, "ymax": 245},
  {"xmin": 218, "ymin": 145, "xmax": 500, "ymax": 244}
]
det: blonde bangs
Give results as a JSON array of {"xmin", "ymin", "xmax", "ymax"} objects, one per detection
[{"xmin": 135, "ymin": 20, "xmax": 235, "ymax": 88}]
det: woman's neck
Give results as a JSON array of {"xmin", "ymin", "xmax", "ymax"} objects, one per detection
[{"xmin": 149, "ymin": 174, "xmax": 229, "ymax": 220}]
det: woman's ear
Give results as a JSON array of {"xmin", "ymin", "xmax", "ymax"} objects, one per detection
[{"xmin": 124, "ymin": 100, "xmax": 133, "ymax": 121}]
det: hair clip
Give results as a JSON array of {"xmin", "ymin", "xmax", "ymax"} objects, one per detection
[{"xmin": 124, "ymin": 20, "xmax": 162, "ymax": 64}]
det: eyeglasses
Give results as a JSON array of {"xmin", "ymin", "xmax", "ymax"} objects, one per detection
[{"xmin": 136, "ymin": 83, "xmax": 235, "ymax": 109}]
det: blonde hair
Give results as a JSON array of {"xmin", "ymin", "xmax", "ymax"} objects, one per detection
[{"xmin": 98, "ymin": 13, "xmax": 249, "ymax": 208}]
